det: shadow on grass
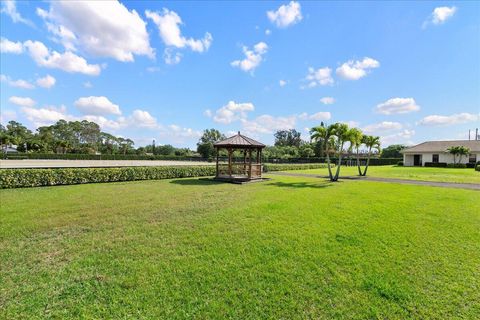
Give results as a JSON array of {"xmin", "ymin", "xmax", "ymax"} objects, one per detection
[
  {"xmin": 169, "ymin": 178, "xmax": 225, "ymax": 186},
  {"xmin": 267, "ymin": 180, "xmax": 333, "ymax": 189}
]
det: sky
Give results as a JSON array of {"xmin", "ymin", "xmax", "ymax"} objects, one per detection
[{"xmin": 1, "ymin": 0, "xmax": 479, "ymax": 148}]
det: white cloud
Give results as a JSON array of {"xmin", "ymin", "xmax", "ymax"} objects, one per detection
[
  {"xmin": 23, "ymin": 40, "xmax": 101, "ymax": 76},
  {"xmin": 279, "ymin": 80, "xmax": 287, "ymax": 87},
  {"xmin": 376, "ymin": 97, "xmax": 420, "ymax": 115},
  {"xmin": 74, "ymin": 96, "xmax": 121, "ymax": 116},
  {"xmin": 381, "ymin": 129, "xmax": 415, "ymax": 146},
  {"xmin": 267, "ymin": 1, "xmax": 302, "ymax": 28},
  {"xmin": 8, "ymin": 96, "xmax": 36, "ymax": 107},
  {"xmin": 83, "ymin": 81, "xmax": 92, "ymax": 88},
  {"xmin": 203, "ymin": 109, "xmax": 213, "ymax": 117},
  {"xmin": 320, "ymin": 97, "xmax": 335, "ymax": 105},
  {"xmin": 212, "ymin": 101, "xmax": 255, "ymax": 124},
  {"xmin": 1, "ymin": 74, "xmax": 35, "ymax": 89},
  {"xmin": 231, "ymin": 42, "xmax": 268, "ymax": 74},
  {"xmin": 418, "ymin": 113, "xmax": 479, "ymax": 126},
  {"xmin": 241, "ymin": 114, "xmax": 296, "ymax": 134},
  {"xmin": 37, "ymin": 1, "xmax": 154, "ymax": 62},
  {"xmin": 340, "ymin": 120, "xmax": 360, "ymax": 128},
  {"xmin": 20, "ymin": 105, "xmax": 69, "ymax": 127},
  {"xmin": 305, "ymin": 67, "xmax": 333, "ymax": 87},
  {"xmin": 146, "ymin": 8, "xmax": 212, "ymax": 64},
  {"xmin": 1, "ymin": 0, "xmax": 33, "ymax": 26},
  {"xmin": 363, "ymin": 121, "xmax": 402, "ymax": 133},
  {"xmin": 265, "ymin": 29, "xmax": 271, "ymax": 35},
  {"xmin": 36, "ymin": 74, "xmax": 56, "ymax": 88},
  {"xmin": 164, "ymin": 48, "xmax": 182, "ymax": 65},
  {"xmin": 131, "ymin": 109, "xmax": 158, "ymax": 128},
  {"xmin": 336, "ymin": 57, "xmax": 380, "ymax": 80},
  {"xmin": 298, "ymin": 111, "xmax": 332, "ymax": 121},
  {"xmin": 423, "ymin": 6, "xmax": 457, "ymax": 28},
  {"xmin": 0, "ymin": 37, "xmax": 23, "ymax": 54}
]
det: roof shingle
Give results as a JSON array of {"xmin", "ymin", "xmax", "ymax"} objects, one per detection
[{"xmin": 214, "ymin": 132, "xmax": 265, "ymax": 148}]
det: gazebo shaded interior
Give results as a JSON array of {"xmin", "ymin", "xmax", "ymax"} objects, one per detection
[{"xmin": 214, "ymin": 132, "xmax": 265, "ymax": 182}]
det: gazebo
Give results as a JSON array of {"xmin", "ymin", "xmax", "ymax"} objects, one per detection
[{"xmin": 214, "ymin": 132, "xmax": 266, "ymax": 182}]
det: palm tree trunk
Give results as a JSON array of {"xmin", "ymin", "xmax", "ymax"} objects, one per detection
[
  {"xmin": 362, "ymin": 147, "xmax": 372, "ymax": 176},
  {"xmin": 326, "ymin": 151, "xmax": 334, "ymax": 181},
  {"xmin": 356, "ymin": 147, "xmax": 362, "ymax": 176},
  {"xmin": 333, "ymin": 142, "xmax": 345, "ymax": 181}
]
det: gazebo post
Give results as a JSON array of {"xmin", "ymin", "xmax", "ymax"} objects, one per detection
[
  {"xmin": 248, "ymin": 149, "xmax": 252, "ymax": 179},
  {"xmin": 215, "ymin": 147, "xmax": 219, "ymax": 178},
  {"xmin": 243, "ymin": 149, "xmax": 247, "ymax": 175},
  {"xmin": 228, "ymin": 148, "xmax": 232, "ymax": 178}
]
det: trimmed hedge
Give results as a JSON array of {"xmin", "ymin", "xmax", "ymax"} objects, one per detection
[
  {"xmin": 0, "ymin": 166, "xmax": 215, "ymax": 189},
  {"xmin": 476, "ymin": 165, "xmax": 480, "ymax": 172},
  {"xmin": 263, "ymin": 163, "xmax": 332, "ymax": 172},
  {"xmin": 424, "ymin": 162, "xmax": 448, "ymax": 167},
  {"xmin": 447, "ymin": 163, "xmax": 467, "ymax": 168},
  {"xmin": 0, "ymin": 163, "xmax": 336, "ymax": 188}
]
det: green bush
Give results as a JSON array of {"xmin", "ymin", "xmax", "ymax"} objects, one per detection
[
  {"xmin": 425, "ymin": 162, "xmax": 447, "ymax": 167},
  {"xmin": 475, "ymin": 164, "xmax": 480, "ymax": 172},
  {"xmin": 397, "ymin": 161, "xmax": 404, "ymax": 166},
  {"xmin": 8, "ymin": 153, "xmax": 205, "ymax": 161},
  {"xmin": 263, "ymin": 163, "xmax": 333, "ymax": 172},
  {"xmin": 0, "ymin": 166, "xmax": 216, "ymax": 189},
  {"xmin": 446, "ymin": 163, "xmax": 467, "ymax": 168}
]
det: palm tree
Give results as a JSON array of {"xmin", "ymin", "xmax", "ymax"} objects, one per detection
[
  {"xmin": 310, "ymin": 124, "xmax": 334, "ymax": 180},
  {"xmin": 331, "ymin": 123, "xmax": 351, "ymax": 181},
  {"xmin": 361, "ymin": 135, "xmax": 381, "ymax": 176},
  {"xmin": 448, "ymin": 146, "xmax": 470, "ymax": 164},
  {"xmin": 348, "ymin": 128, "xmax": 364, "ymax": 176}
]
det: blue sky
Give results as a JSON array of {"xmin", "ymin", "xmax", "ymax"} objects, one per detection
[{"xmin": 1, "ymin": 1, "xmax": 479, "ymax": 148}]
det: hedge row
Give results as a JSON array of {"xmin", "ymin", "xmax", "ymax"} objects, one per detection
[
  {"xmin": 263, "ymin": 163, "xmax": 332, "ymax": 172},
  {"xmin": 0, "ymin": 166, "xmax": 216, "ymax": 189},
  {"xmin": 476, "ymin": 165, "xmax": 480, "ymax": 172}
]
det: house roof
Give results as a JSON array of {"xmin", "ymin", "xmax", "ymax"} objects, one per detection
[
  {"xmin": 401, "ymin": 140, "xmax": 480, "ymax": 153},
  {"xmin": 214, "ymin": 132, "xmax": 265, "ymax": 148}
]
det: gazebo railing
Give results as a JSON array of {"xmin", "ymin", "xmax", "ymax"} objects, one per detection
[{"xmin": 216, "ymin": 163, "xmax": 263, "ymax": 178}]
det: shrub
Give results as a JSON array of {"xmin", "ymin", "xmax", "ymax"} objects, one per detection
[
  {"xmin": 424, "ymin": 162, "xmax": 447, "ymax": 167},
  {"xmin": 476, "ymin": 164, "xmax": 480, "ymax": 172},
  {"xmin": 263, "ymin": 163, "xmax": 333, "ymax": 172},
  {"xmin": 466, "ymin": 163, "xmax": 476, "ymax": 168},
  {"xmin": 0, "ymin": 166, "xmax": 216, "ymax": 189},
  {"xmin": 397, "ymin": 161, "xmax": 403, "ymax": 166},
  {"xmin": 446, "ymin": 163, "xmax": 467, "ymax": 168}
]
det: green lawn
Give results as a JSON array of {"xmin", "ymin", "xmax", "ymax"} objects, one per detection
[
  {"xmin": 291, "ymin": 165, "xmax": 480, "ymax": 184},
  {"xmin": 1, "ymin": 176, "xmax": 479, "ymax": 319}
]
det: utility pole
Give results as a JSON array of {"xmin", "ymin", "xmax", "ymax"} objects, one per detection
[
  {"xmin": 469, "ymin": 129, "xmax": 471, "ymax": 141},
  {"xmin": 476, "ymin": 128, "xmax": 479, "ymax": 141}
]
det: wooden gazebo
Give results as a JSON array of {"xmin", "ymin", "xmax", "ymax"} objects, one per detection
[{"xmin": 214, "ymin": 132, "xmax": 266, "ymax": 182}]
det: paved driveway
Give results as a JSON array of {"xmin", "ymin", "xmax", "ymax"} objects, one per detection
[{"xmin": 0, "ymin": 160, "xmax": 214, "ymax": 169}]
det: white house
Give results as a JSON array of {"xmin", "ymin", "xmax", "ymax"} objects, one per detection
[{"xmin": 401, "ymin": 140, "xmax": 480, "ymax": 166}]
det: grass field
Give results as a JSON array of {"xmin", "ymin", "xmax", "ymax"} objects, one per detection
[
  {"xmin": 1, "ymin": 176, "xmax": 479, "ymax": 319},
  {"xmin": 291, "ymin": 165, "xmax": 480, "ymax": 184}
]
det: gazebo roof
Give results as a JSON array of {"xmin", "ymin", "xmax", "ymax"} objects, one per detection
[{"xmin": 214, "ymin": 132, "xmax": 265, "ymax": 148}]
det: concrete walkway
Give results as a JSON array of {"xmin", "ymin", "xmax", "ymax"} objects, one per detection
[{"xmin": 268, "ymin": 171, "xmax": 480, "ymax": 191}]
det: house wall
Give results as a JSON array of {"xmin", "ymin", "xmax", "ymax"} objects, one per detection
[{"xmin": 403, "ymin": 152, "xmax": 480, "ymax": 166}]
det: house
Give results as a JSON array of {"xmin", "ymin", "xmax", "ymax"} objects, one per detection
[{"xmin": 401, "ymin": 140, "xmax": 480, "ymax": 166}]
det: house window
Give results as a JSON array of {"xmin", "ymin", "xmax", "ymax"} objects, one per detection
[
  {"xmin": 469, "ymin": 154, "xmax": 477, "ymax": 163},
  {"xmin": 432, "ymin": 154, "xmax": 439, "ymax": 163}
]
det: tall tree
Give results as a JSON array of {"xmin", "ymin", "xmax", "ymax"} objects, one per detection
[
  {"xmin": 274, "ymin": 129, "xmax": 302, "ymax": 147},
  {"xmin": 361, "ymin": 135, "xmax": 381, "ymax": 176},
  {"xmin": 197, "ymin": 129, "xmax": 225, "ymax": 158},
  {"xmin": 310, "ymin": 124, "xmax": 335, "ymax": 180},
  {"xmin": 448, "ymin": 146, "xmax": 470, "ymax": 164},
  {"xmin": 348, "ymin": 127, "xmax": 364, "ymax": 176},
  {"xmin": 380, "ymin": 144, "xmax": 406, "ymax": 158}
]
